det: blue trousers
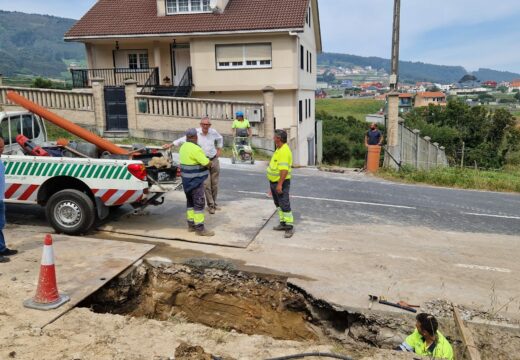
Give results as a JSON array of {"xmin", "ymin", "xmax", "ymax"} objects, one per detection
[{"xmin": 0, "ymin": 201, "xmax": 6, "ymax": 252}]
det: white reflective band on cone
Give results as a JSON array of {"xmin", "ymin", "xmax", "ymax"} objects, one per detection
[{"xmin": 41, "ymin": 245, "xmax": 55, "ymax": 266}]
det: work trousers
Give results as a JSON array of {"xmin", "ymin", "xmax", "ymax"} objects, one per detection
[
  {"xmin": 269, "ymin": 180, "xmax": 294, "ymax": 228},
  {"xmin": 0, "ymin": 201, "xmax": 6, "ymax": 252},
  {"xmin": 185, "ymin": 181, "xmax": 206, "ymax": 231},
  {"xmin": 204, "ymin": 158, "xmax": 220, "ymax": 208}
]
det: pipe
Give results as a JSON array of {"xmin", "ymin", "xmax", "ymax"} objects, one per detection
[
  {"xmin": 266, "ymin": 353, "xmax": 354, "ymax": 360},
  {"xmin": 6, "ymin": 91, "xmax": 128, "ymax": 155}
]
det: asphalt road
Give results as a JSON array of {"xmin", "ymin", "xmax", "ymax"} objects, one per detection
[
  {"xmin": 6, "ymin": 161, "xmax": 520, "ymax": 236},
  {"xmin": 218, "ymin": 163, "xmax": 520, "ymax": 236}
]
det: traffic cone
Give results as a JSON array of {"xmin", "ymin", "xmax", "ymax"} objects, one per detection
[{"xmin": 23, "ymin": 234, "xmax": 70, "ymax": 310}]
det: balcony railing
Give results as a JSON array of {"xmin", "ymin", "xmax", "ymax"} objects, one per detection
[{"xmin": 71, "ymin": 67, "xmax": 160, "ymax": 88}]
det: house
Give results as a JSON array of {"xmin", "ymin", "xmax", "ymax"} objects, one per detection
[
  {"xmin": 65, "ymin": 0, "xmax": 322, "ymax": 166},
  {"xmin": 397, "ymin": 93, "xmax": 413, "ymax": 113},
  {"xmin": 510, "ymin": 79, "xmax": 520, "ymax": 92},
  {"xmin": 415, "ymin": 92, "xmax": 446, "ymax": 107}
]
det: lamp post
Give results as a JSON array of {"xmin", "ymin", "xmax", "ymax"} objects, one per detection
[{"xmin": 386, "ymin": 0, "xmax": 401, "ymax": 166}]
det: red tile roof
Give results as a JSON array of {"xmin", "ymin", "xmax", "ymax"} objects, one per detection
[
  {"xmin": 398, "ymin": 93, "xmax": 413, "ymax": 98},
  {"xmin": 417, "ymin": 91, "xmax": 446, "ymax": 98},
  {"xmin": 65, "ymin": 0, "xmax": 309, "ymax": 39}
]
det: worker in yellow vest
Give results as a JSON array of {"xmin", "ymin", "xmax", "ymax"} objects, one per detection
[
  {"xmin": 178, "ymin": 128, "xmax": 214, "ymax": 237},
  {"xmin": 267, "ymin": 129, "xmax": 294, "ymax": 238},
  {"xmin": 397, "ymin": 313, "xmax": 453, "ymax": 359}
]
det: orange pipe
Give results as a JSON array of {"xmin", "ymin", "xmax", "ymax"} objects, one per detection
[{"xmin": 6, "ymin": 91, "xmax": 128, "ymax": 155}]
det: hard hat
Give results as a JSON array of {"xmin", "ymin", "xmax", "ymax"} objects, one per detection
[{"xmin": 236, "ymin": 111, "xmax": 244, "ymax": 117}]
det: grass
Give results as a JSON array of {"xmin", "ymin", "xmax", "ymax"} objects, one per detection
[
  {"xmin": 316, "ymin": 98, "xmax": 384, "ymax": 121},
  {"xmin": 378, "ymin": 166, "xmax": 520, "ymax": 193}
]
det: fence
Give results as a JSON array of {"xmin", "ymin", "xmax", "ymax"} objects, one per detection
[
  {"xmin": 135, "ymin": 95, "xmax": 264, "ymax": 121},
  {"xmin": 397, "ymin": 122, "xmax": 448, "ymax": 169},
  {"xmin": 71, "ymin": 68, "xmax": 159, "ymax": 88},
  {"xmin": 0, "ymin": 86, "xmax": 93, "ymax": 111}
]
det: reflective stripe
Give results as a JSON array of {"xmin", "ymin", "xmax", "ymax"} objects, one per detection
[
  {"xmin": 182, "ymin": 170, "xmax": 209, "ymax": 178},
  {"xmin": 277, "ymin": 207, "xmax": 284, "ymax": 222},
  {"xmin": 194, "ymin": 211, "xmax": 205, "ymax": 225},
  {"xmin": 278, "ymin": 162, "xmax": 289, "ymax": 167},
  {"xmin": 181, "ymin": 164, "xmax": 205, "ymax": 170},
  {"xmin": 41, "ymin": 245, "xmax": 55, "ymax": 266},
  {"xmin": 187, "ymin": 208, "xmax": 195, "ymax": 221},
  {"xmin": 399, "ymin": 342, "xmax": 414, "ymax": 352},
  {"xmin": 283, "ymin": 212, "xmax": 294, "ymax": 225}
]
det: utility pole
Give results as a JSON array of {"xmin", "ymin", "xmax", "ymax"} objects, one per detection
[{"xmin": 386, "ymin": 0, "xmax": 401, "ymax": 167}]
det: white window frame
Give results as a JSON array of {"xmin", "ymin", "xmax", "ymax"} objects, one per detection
[
  {"xmin": 166, "ymin": 0, "xmax": 211, "ymax": 15},
  {"xmin": 216, "ymin": 43, "xmax": 272, "ymax": 70}
]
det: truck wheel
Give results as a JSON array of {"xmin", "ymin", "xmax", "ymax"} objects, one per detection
[{"xmin": 46, "ymin": 189, "xmax": 96, "ymax": 235}]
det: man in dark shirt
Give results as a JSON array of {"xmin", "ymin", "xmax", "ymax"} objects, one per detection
[{"xmin": 365, "ymin": 123, "xmax": 383, "ymax": 146}]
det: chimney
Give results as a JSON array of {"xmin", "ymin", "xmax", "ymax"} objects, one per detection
[
  {"xmin": 211, "ymin": 0, "xmax": 230, "ymax": 13},
  {"xmin": 157, "ymin": 0, "xmax": 166, "ymax": 16}
]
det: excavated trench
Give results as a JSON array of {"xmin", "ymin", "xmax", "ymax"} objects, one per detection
[
  {"xmin": 80, "ymin": 260, "xmax": 413, "ymax": 350},
  {"xmin": 79, "ymin": 259, "xmax": 519, "ymax": 359}
]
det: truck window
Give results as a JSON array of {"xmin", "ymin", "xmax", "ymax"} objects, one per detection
[
  {"xmin": 0, "ymin": 119, "xmax": 10, "ymax": 145},
  {"xmin": 8, "ymin": 114, "xmax": 41, "ymax": 143},
  {"xmin": 8, "ymin": 115, "xmax": 21, "ymax": 144}
]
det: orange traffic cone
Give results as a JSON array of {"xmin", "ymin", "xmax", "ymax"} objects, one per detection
[{"xmin": 23, "ymin": 234, "xmax": 70, "ymax": 310}]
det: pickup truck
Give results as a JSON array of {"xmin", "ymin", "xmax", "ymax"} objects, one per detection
[{"xmin": 1, "ymin": 110, "xmax": 179, "ymax": 235}]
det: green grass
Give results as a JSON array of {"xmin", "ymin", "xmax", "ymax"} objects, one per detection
[
  {"xmin": 378, "ymin": 166, "xmax": 520, "ymax": 193},
  {"xmin": 316, "ymin": 99, "xmax": 384, "ymax": 121}
]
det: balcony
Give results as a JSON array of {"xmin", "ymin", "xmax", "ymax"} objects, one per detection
[{"xmin": 71, "ymin": 67, "xmax": 159, "ymax": 88}]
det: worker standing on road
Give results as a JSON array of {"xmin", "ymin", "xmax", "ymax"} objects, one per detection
[
  {"xmin": 232, "ymin": 111, "xmax": 252, "ymax": 144},
  {"xmin": 0, "ymin": 136, "xmax": 18, "ymax": 263},
  {"xmin": 397, "ymin": 313, "xmax": 453, "ymax": 360},
  {"xmin": 267, "ymin": 129, "xmax": 294, "ymax": 238},
  {"xmin": 176, "ymin": 129, "xmax": 214, "ymax": 237},
  {"xmin": 164, "ymin": 117, "xmax": 223, "ymax": 214}
]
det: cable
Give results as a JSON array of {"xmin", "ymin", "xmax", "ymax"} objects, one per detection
[{"xmin": 265, "ymin": 352, "xmax": 354, "ymax": 360}]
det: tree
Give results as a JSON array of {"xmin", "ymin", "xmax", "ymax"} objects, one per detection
[
  {"xmin": 515, "ymin": 91, "xmax": 520, "ymax": 101},
  {"xmin": 497, "ymin": 85, "xmax": 508, "ymax": 93}
]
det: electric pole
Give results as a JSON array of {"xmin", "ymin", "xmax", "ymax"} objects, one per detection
[{"xmin": 386, "ymin": 0, "xmax": 401, "ymax": 166}]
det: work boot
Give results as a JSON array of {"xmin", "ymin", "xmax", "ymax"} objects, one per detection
[
  {"xmin": 0, "ymin": 248, "xmax": 18, "ymax": 256},
  {"xmin": 196, "ymin": 229, "xmax": 215, "ymax": 237},
  {"xmin": 273, "ymin": 223, "xmax": 288, "ymax": 231},
  {"xmin": 0, "ymin": 255, "xmax": 10, "ymax": 263},
  {"xmin": 188, "ymin": 224, "xmax": 196, "ymax": 232},
  {"xmin": 208, "ymin": 207, "xmax": 216, "ymax": 214},
  {"xmin": 214, "ymin": 205, "xmax": 222, "ymax": 211},
  {"xmin": 284, "ymin": 227, "xmax": 295, "ymax": 238}
]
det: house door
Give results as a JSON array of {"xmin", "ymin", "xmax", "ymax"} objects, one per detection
[
  {"xmin": 104, "ymin": 87, "xmax": 128, "ymax": 131},
  {"xmin": 173, "ymin": 45, "xmax": 191, "ymax": 85}
]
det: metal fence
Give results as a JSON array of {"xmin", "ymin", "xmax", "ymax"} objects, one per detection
[{"xmin": 396, "ymin": 122, "xmax": 448, "ymax": 169}]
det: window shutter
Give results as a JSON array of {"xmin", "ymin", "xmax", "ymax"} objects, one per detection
[
  {"xmin": 245, "ymin": 44, "xmax": 271, "ymax": 61},
  {"xmin": 216, "ymin": 45, "xmax": 244, "ymax": 63}
]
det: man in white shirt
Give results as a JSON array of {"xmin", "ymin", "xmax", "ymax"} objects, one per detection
[{"xmin": 163, "ymin": 117, "xmax": 224, "ymax": 214}]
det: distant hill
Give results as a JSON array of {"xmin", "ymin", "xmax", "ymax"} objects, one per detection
[
  {"xmin": 0, "ymin": 11, "xmax": 85, "ymax": 78},
  {"xmin": 318, "ymin": 52, "xmax": 520, "ymax": 84}
]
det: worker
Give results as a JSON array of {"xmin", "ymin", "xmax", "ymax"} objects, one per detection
[
  {"xmin": 397, "ymin": 313, "xmax": 454, "ymax": 360},
  {"xmin": 177, "ymin": 128, "xmax": 214, "ymax": 237},
  {"xmin": 267, "ymin": 129, "xmax": 294, "ymax": 238},
  {"xmin": 232, "ymin": 111, "xmax": 252, "ymax": 143},
  {"xmin": 164, "ymin": 117, "xmax": 223, "ymax": 214},
  {"xmin": 0, "ymin": 136, "xmax": 18, "ymax": 263}
]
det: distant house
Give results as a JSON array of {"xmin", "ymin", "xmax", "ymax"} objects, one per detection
[
  {"xmin": 482, "ymin": 80, "xmax": 497, "ymax": 88},
  {"xmin": 510, "ymin": 79, "xmax": 520, "ymax": 91},
  {"xmin": 315, "ymin": 89, "xmax": 327, "ymax": 99},
  {"xmin": 415, "ymin": 92, "xmax": 446, "ymax": 107},
  {"xmin": 398, "ymin": 93, "xmax": 413, "ymax": 113},
  {"xmin": 340, "ymin": 79, "xmax": 353, "ymax": 88}
]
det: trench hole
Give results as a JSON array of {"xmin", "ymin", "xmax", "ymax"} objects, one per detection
[{"xmin": 79, "ymin": 261, "xmax": 424, "ymax": 352}]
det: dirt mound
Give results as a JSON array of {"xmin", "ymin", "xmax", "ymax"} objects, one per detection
[{"xmin": 175, "ymin": 343, "xmax": 212, "ymax": 360}]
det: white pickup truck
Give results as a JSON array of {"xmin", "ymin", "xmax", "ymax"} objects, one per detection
[{"xmin": 1, "ymin": 110, "xmax": 179, "ymax": 235}]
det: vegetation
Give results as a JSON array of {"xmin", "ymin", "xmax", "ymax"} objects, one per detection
[
  {"xmin": 316, "ymin": 99, "xmax": 384, "ymax": 121},
  {"xmin": 0, "ymin": 11, "xmax": 85, "ymax": 78},
  {"xmin": 379, "ymin": 166, "xmax": 520, "ymax": 193},
  {"xmin": 318, "ymin": 52, "xmax": 520, "ymax": 84},
  {"xmin": 403, "ymin": 100, "xmax": 520, "ymax": 169}
]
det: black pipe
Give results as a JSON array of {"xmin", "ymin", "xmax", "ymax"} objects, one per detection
[{"xmin": 265, "ymin": 352, "xmax": 354, "ymax": 360}]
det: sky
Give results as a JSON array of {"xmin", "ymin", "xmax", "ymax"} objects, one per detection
[{"xmin": 0, "ymin": 0, "xmax": 519, "ymax": 73}]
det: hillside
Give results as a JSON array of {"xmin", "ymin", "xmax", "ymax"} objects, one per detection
[
  {"xmin": 0, "ymin": 11, "xmax": 85, "ymax": 78},
  {"xmin": 318, "ymin": 52, "xmax": 520, "ymax": 84}
]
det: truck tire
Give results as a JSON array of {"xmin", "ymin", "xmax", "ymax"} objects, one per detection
[{"xmin": 46, "ymin": 189, "xmax": 96, "ymax": 235}]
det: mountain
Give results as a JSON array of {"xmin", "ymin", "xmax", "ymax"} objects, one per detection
[
  {"xmin": 318, "ymin": 52, "xmax": 520, "ymax": 84},
  {"xmin": 0, "ymin": 11, "xmax": 85, "ymax": 78}
]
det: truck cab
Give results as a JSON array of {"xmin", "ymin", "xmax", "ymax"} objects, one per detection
[{"xmin": 0, "ymin": 111, "xmax": 47, "ymax": 154}]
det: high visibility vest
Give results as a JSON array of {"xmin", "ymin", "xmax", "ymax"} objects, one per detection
[
  {"xmin": 232, "ymin": 119, "xmax": 250, "ymax": 129},
  {"xmin": 179, "ymin": 141, "xmax": 210, "ymax": 192},
  {"xmin": 267, "ymin": 143, "xmax": 292, "ymax": 182},
  {"xmin": 400, "ymin": 330, "xmax": 453, "ymax": 360}
]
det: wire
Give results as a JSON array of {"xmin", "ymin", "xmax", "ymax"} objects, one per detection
[{"xmin": 265, "ymin": 352, "xmax": 354, "ymax": 360}]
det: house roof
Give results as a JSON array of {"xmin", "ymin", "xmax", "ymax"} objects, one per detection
[
  {"xmin": 65, "ymin": 0, "xmax": 311, "ymax": 39},
  {"xmin": 417, "ymin": 91, "xmax": 446, "ymax": 98},
  {"xmin": 398, "ymin": 93, "xmax": 413, "ymax": 98}
]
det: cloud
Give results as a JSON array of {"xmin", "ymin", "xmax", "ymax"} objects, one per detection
[{"xmin": 319, "ymin": 0, "xmax": 520, "ymax": 72}]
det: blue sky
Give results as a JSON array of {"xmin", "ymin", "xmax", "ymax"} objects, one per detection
[{"xmin": 0, "ymin": 0, "xmax": 519, "ymax": 73}]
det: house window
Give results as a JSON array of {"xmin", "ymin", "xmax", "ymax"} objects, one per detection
[
  {"xmin": 216, "ymin": 44, "xmax": 272, "ymax": 70},
  {"xmin": 306, "ymin": 51, "xmax": 310, "ymax": 72},
  {"xmin": 128, "ymin": 54, "xmax": 138, "ymax": 69},
  {"xmin": 127, "ymin": 53, "xmax": 149, "ymax": 69},
  {"xmin": 308, "ymin": 6, "xmax": 311, "ymax": 27},
  {"xmin": 309, "ymin": 53, "xmax": 312, "ymax": 73},
  {"xmin": 139, "ymin": 54, "xmax": 149, "ymax": 69},
  {"xmin": 166, "ymin": 0, "xmax": 210, "ymax": 14},
  {"xmin": 308, "ymin": 98, "xmax": 311, "ymax": 118},
  {"xmin": 300, "ymin": 45, "xmax": 304, "ymax": 70},
  {"xmin": 299, "ymin": 100, "xmax": 303, "ymax": 123}
]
